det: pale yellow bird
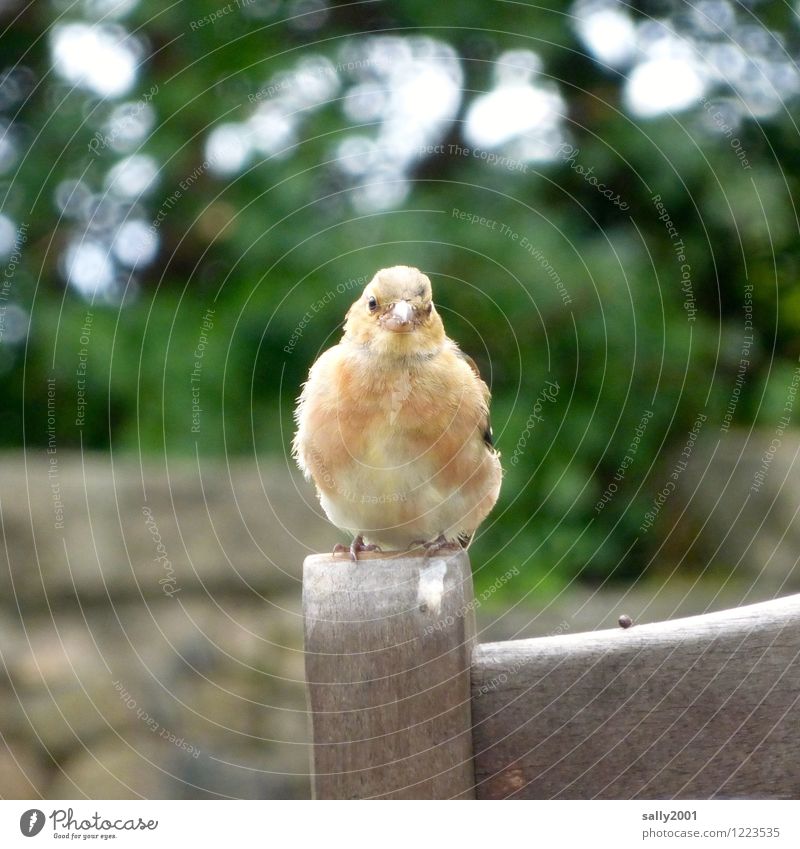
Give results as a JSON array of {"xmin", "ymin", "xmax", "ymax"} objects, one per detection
[{"xmin": 293, "ymin": 265, "xmax": 502, "ymax": 559}]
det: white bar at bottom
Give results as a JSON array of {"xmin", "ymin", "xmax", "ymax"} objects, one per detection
[{"xmin": 1, "ymin": 799, "xmax": 797, "ymax": 847}]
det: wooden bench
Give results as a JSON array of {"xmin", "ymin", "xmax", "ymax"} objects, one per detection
[{"xmin": 303, "ymin": 550, "xmax": 800, "ymax": 799}]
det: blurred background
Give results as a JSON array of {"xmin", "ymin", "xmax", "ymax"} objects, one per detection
[{"xmin": 2, "ymin": 0, "xmax": 800, "ymax": 799}]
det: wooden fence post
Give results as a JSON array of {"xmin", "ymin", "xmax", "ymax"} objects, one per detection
[{"xmin": 303, "ymin": 549, "xmax": 476, "ymax": 799}]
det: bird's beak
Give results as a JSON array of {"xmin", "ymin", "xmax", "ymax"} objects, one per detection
[{"xmin": 382, "ymin": 300, "xmax": 415, "ymax": 332}]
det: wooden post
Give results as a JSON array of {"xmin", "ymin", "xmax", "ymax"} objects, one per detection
[{"xmin": 303, "ymin": 549, "xmax": 476, "ymax": 799}]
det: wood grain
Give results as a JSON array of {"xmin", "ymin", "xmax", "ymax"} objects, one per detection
[
  {"xmin": 472, "ymin": 593, "xmax": 800, "ymax": 799},
  {"xmin": 303, "ymin": 549, "xmax": 476, "ymax": 799}
]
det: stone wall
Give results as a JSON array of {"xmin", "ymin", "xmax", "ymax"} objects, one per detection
[{"xmin": 0, "ymin": 451, "xmax": 334, "ymax": 799}]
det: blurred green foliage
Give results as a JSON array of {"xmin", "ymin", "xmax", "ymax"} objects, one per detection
[{"xmin": 2, "ymin": 0, "xmax": 798, "ymax": 596}]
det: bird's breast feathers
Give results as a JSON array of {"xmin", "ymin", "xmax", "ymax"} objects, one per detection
[{"xmin": 293, "ymin": 341, "xmax": 501, "ymax": 546}]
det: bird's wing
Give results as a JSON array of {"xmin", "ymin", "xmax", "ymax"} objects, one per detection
[{"xmin": 455, "ymin": 349, "xmax": 496, "ymax": 449}]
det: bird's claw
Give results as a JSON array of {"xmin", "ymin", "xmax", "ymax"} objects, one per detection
[
  {"xmin": 333, "ymin": 535, "xmax": 381, "ymax": 561},
  {"xmin": 350, "ymin": 534, "xmax": 381, "ymax": 560},
  {"xmin": 421, "ymin": 534, "xmax": 462, "ymax": 557}
]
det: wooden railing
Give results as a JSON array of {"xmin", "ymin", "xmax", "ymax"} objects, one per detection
[{"xmin": 302, "ymin": 550, "xmax": 800, "ymax": 799}]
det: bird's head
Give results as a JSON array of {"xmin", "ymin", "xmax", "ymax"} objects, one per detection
[{"xmin": 343, "ymin": 266, "xmax": 445, "ymax": 355}]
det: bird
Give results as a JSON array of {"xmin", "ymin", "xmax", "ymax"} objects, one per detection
[{"xmin": 292, "ymin": 265, "xmax": 502, "ymax": 560}]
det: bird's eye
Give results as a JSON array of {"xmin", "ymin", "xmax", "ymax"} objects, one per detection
[{"xmin": 367, "ymin": 296, "xmax": 378, "ymax": 312}]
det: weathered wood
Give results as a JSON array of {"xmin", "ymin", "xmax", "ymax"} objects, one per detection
[
  {"xmin": 303, "ymin": 549, "xmax": 476, "ymax": 799},
  {"xmin": 472, "ymin": 593, "xmax": 800, "ymax": 799}
]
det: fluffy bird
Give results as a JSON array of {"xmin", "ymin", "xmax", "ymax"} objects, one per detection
[{"xmin": 292, "ymin": 265, "xmax": 502, "ymax": 560}]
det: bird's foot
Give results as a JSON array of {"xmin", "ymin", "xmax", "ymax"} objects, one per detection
[
  {"xmin": 333, "ymin": 534, "xmax": 381, "ymax": 561},
  {"xmin": 421, "ymin": 533, "xmax": 463, "ymax": 557}
]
